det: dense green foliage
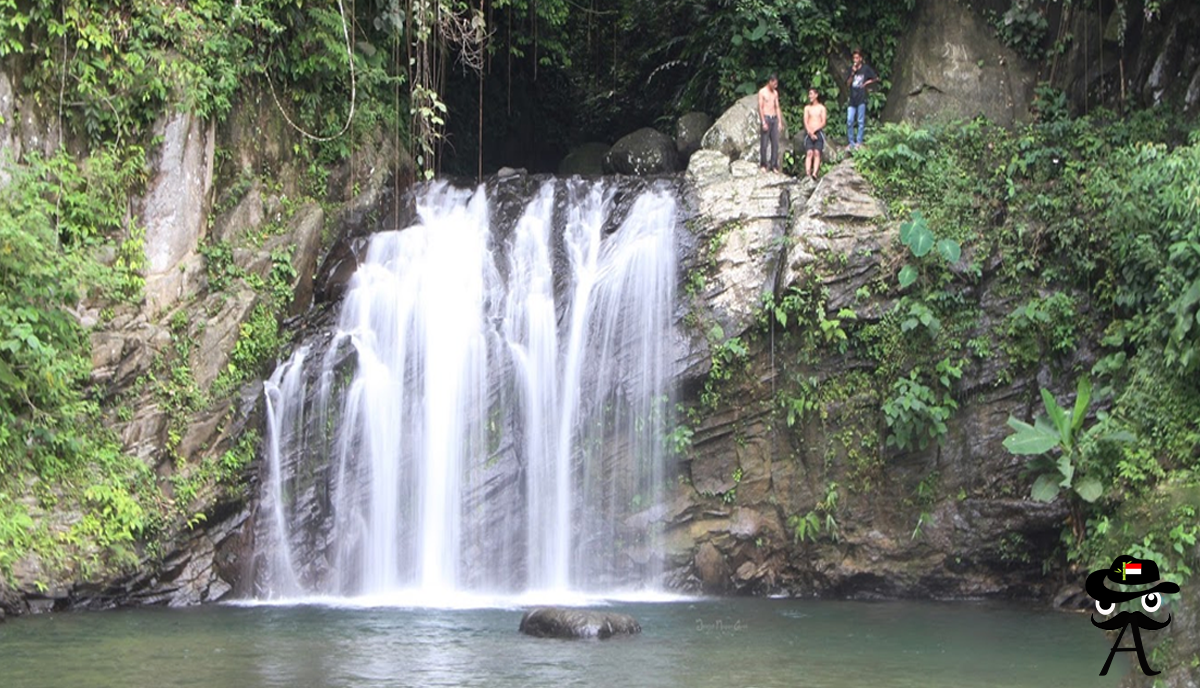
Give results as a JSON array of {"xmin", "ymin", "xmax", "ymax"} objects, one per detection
[
  {"xmin": 0, "ymin": 0, "xmax": 418, "ymax": 169},
  {"xmin": 0, "ymin": 146, "xmax": 155, "ymax": 579},
  {"xmin": 854, "ymin": 101, "xmax": 1200, "ymax": 587},
  {"xmin": 0, "ymin": 0, "xmax": 407, "ymax": 585}
]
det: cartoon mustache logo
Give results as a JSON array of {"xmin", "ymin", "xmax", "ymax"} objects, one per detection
[
  {"xmin": 1087, "ymin": 555, "xmax": 1180, "ymax": 677},
  {"xmin": 1091, "ymin": 610, "xmax": 1172, "ymax": 632}
]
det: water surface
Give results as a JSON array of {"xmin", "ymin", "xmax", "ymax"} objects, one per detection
[{"xmin": 0, "ymin": 598, "xmax": 1124, "ymax": 688}]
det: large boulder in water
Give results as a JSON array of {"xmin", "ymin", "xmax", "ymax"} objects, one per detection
[
  {"xmin": 519, "ymin": 607, "xmax": 642, "ymax": 639},
  {"xmin": 603, "ymin": 128, "xmax": 679, "ymax": 175},
  {"xmin": 700, "ymin": 93, "xmax": 791, "ymax": 164},
  {"xmin": 675, "ymin": 111, "xmax": 712, "ymax": 163}
]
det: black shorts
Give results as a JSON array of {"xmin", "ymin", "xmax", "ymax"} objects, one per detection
[{"xmin": 804, "ymin": 131, "xmax": 825, "ymax": 152}]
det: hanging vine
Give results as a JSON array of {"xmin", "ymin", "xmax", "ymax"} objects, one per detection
[{"xmin": 403, "ymin": 0, "xmax": 487, "ymax": 178}]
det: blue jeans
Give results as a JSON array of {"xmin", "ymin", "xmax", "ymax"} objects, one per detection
[{"xmin": 847, "ymin": 103, "xmax": 866, "ymax": 147}]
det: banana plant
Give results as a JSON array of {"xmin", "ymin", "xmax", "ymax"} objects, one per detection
[
  {"xmin": 1003, "ymin": 377, "xmax": 1131, "ymax": 504},
  {"xmin": 1003, "ymin": 377, "xmax": 1133, "ymax": 545}
]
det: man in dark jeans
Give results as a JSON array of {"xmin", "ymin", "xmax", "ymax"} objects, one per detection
[
  {"xmin": 845, "ymin": 49, "xmax": 878, "ymax": 151},
  {"xmin": 758, "ymin": 74, "xmax": 783, "ymax": 172}
]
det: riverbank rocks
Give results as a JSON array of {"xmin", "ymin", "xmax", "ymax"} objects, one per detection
[
  {"xmin": 1, "ymin": 583, "xmax": 27, "ymax": 620},
  {"xmin": 519, "ymin": 607, "xmax": 642, "ymax": 639},
  {"xmin": 700, "ymin": 93, "xmax": 791, "ymax": 164},
  {"xmin": 604, "ymin": 128, "xmax": 679, "ymax": 175}
]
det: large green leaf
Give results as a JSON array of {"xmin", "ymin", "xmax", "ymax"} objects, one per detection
[
  {"xmin": 1074, "ymin": 475, "xmax": 1103, "ymax": 503},
  {"xmin": 936, "ymin": 238, "xmax": 961, "ymax": 263},
  {"xmin": 747, "ymin": 20, "xmax": 768, "ymax": 42},
  {"xmin": 1056, "ymin": 454, "xmax": 1075, "ymax": 488},
  {"xmin": 900, "ymin": 211, "xmax": 925, "ymax": 245},
  {"xmin": 1031, "ymin": 474, "xmax": 1062, "ymax": 502},
  {"xmin": 0, "ymin": 357, "xmax": 20, "ymax": 388},
  {"xmin": 1003, "ymin": 417, "xmax": 1061, "ymax": 454},
  {"xmin": 909, "ymin": 224, "xmax": 935, "ymax": 257},
  {"xmin": 898, "ymin": 264, "xmax": 918, "ymax": 288},
  {"xmin": 1040, "ymin": 388, "xmax": 1069, "ymax": 445},
  {"xmin": 1070, "ymin": 377, "xmax": 1092, "ymax": 436}
]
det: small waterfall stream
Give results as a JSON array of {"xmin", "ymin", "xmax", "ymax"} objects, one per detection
[{"xmin": 258, "ymin": 178, "xmax": 679, "ymax": 599}]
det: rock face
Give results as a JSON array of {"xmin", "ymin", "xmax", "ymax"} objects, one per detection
[
  {"xmin": 675, "ymin": 111, "xmax": 713, "ymax": 163},
  {"xmin": 141, "ymin": 110, "xmax": 216, "ymax": 312},
  {"xmin": 0, "ymin": 70, "xmax": 17, "ymax": 187},
  {"xmin": 604, "ymin": 127, "xmax": 679, "ymax": 175},
  {"xmin": 700, "ymin": 93, "xmax": 791, "ymax": 164},
  {"xmin": 782, "ymin": 162, "xmax": 888, "ymax": 310},
  {"xmin": 519, "ymin": 607, "xmax": 642, "ymax": 639},
  {"xmin": 882, "ymin": 0, "xmax": 1037, "ymax": 126},
  {"xmin": 0, "ymin": 68, "xmax": 61, "ymax": 180},
  {"xmin": 685, "ymin": 149, "xmax": 813, "ymax": 339},
  {"xmin": 558, "ymin": 142, "xmax": 610, "ymax": 176},
  {"xmin": 884, "ymin": 0, "xmax": 1200, "ymax": 122}
]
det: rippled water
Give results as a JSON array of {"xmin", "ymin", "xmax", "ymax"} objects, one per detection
[{"xmin": 0, "ymin": 598, "xmax": 1124, "ymax": 688}]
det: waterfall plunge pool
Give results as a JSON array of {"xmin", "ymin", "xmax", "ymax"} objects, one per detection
[{"xmin": 1, "ymin": 597, "xmax": 1122, "ymax": 687}]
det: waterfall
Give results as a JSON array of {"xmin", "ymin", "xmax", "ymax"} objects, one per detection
[{"xmin": 257, "ymin": 178, "xmax": 678, "ymax": 599}]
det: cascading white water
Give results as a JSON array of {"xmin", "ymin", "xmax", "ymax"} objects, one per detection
[
  {"xmin": 259, "ymin": 178, "xmax": 677, "ymax": 599},
  {"xmin": 261, "ymin": 346, "xmax": 310, "ymax": 597}
]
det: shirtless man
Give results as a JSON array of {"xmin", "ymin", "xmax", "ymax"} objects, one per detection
[
  {"xmin": 803, "ymin": 88, "xmax": 827, "ymax": 180},
  {"xmin": 758, "ymin": 74, "xmax": 783, "ymax": 173}
]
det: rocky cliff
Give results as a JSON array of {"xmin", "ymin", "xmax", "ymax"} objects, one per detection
[{"xmin": 661, "ymin": 148, "xmax": 1071, "ymax": 599}]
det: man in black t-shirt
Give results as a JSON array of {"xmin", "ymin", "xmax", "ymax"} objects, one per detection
[{"xmin": 845, "ymin": 49, "xmax": 878, "ymax": 150}]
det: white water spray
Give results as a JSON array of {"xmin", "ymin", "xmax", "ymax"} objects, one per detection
[{"xmin": 259, "ymin": 179, "xmax": 677, "ymax": 599}]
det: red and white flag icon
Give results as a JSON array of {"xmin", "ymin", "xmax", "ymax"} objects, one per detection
[{"xmin": 1126, "ymin": 563, "xmax": 1142, "ymax": 576}]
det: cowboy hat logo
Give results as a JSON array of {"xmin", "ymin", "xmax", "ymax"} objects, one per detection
[{"xmin": 1087, "ymin": 555, "xmax": 1179, "ymax": 676}]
